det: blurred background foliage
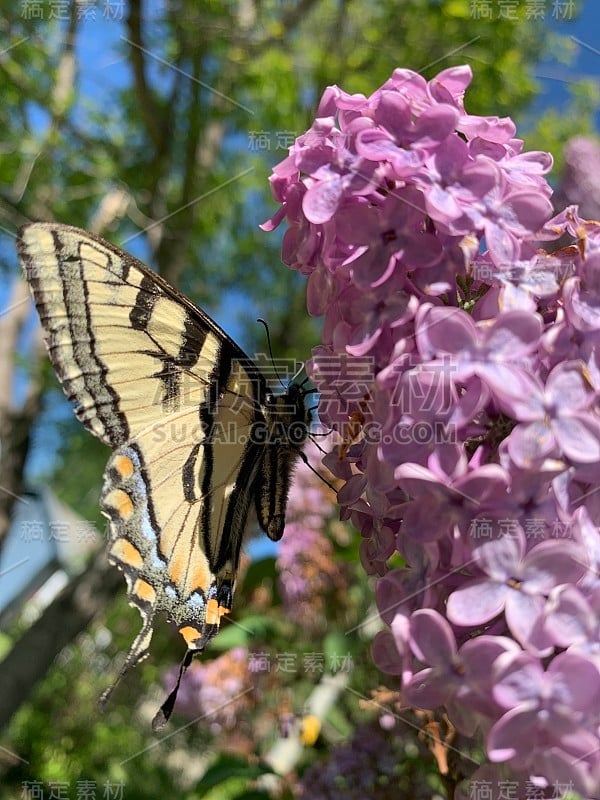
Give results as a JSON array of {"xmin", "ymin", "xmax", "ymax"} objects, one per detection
[{"xmin": 0, "ymin": 1, "xmax": 597, "ymax": 798}]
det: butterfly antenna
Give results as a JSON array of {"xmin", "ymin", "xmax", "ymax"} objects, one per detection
[
  {"xmin": 291, "ymin": 362, "xmax": 308, "ymax": 385},
  {"xmin": 257, "ymin": 318, "xmax": 285, "ymax": 389},
  {"xmin": 152, "ymin": 649, "xmax": 194, "ymax": 731}
]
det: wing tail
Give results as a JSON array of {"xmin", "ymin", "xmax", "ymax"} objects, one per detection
[{"xmin": 99, "ymin": 609, "xmax": 154, "ymax": 711}]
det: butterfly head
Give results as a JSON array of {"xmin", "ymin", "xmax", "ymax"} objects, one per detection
[{"xmin": 263, "ymin": 382, "xmax": 312, "ymax": 445}]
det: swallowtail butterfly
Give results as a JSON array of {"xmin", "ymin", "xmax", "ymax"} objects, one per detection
[{"xmin": 17, "ymin": 223, "xmax": 310, "ymax": 727}]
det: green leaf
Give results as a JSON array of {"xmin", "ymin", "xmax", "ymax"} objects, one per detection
[
  {"xmin": 209, "ymin": 613, "xmax": 281, "ymax": 651},
  {"xmin": 242, "ymin": 556, "xmax": 278, "ymax": 594},
  {"xmin": 196, "ymin": 754, "xmax": 273, "ymax": 797},
  {"xmin": 205, "ymin": 622, "xmax": 250, "ymax": 649},
  {"xmin": 323, "ymin": 631, "xmax": 354, "ymax": 670}
]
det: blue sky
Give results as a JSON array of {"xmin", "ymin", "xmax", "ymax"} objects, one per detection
[{"xmin": 535, "ymin": 1, "xmax": 600, "ymax": 127}]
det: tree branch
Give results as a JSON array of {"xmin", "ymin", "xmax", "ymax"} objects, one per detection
[
  {"xmin": 0, "ymin": 278, "xmax": 43, "ymax": 550},
  {"xmin": 11, "ymin": 3, "xmax": 79, "ymax": 204},
  {"xmin": 126, "ymin": 0, "xmax": 164, "ymax": 152}
]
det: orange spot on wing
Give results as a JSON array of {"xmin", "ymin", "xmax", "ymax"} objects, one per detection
[
  {"xmin": 179, "ymin": 625, "xmax": 202, "ymax": 647},
  {"xmin": 114, "ymin": 455, "xmax": 134, "ymax": 479},
  {"xmin": 206, "ymin": 598, "xmax": 220, "ymax": 625},
  {"xmin": 205, "ymin": 599, "xmax": 229, "ymax": 625},
  {"xmin": 188, "ymin": 563, "xmax": 210, "ymax": 595},
  {"xmin": 169, "ymin": 556, "xmax": 185, "ymax": 586},
  {"xmin": 106, "ymin": 489, "xmax": 134, "ymax": 518},
  {"xmin": 133, "ymin": 578, "xmax": 156, "ymax": 604},
  {"xmin": 110, "ymin": 539, "xmax": 143, "ymax": 569}
]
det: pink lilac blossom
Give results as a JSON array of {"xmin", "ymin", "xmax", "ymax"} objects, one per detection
[
  {"xmin": 164, "ymin": 647, "xmax": 252, "ymax": 733},
  {"xmin": 297, "ymin": 719, "xmax": 438, "ymax": 799},
  {"xmin": 276, "ymin": 440, "xmax": 344, "ymax": 630},
  {"xmin": 554, "ymin": 135, "xmax": 600, "ymax": 222},
  {"xmin": 264, "ymin": 65, "xmax": 600, "ymax": 795}
]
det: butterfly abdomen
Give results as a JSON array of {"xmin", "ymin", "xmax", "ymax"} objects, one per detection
[{"xmin": 255, "ymin": 385, "xmax": 310, "ymax": 541}]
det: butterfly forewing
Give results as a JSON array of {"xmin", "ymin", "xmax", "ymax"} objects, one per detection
[{"xmin": 17, "ymin": 222, "xmax": 308, "ymax": 719}]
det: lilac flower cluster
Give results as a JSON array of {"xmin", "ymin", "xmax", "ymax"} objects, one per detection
[
  {"xmin": 554, "ymin": 135, "xmax": 600, "ymax": 222},
  {"xmin": 277, "ymin": 441, "xmax": 343, "ymax": 631},
  {"xmin": 297, "ymin": 720, "xmax": 436, "ymax": 799},
  {"xmin": 264, "ymin": 65, "xmax": 600, "ymax": 796},
  {"xmin": 164, "ymin": 647, "xmax": 252, "ymax": 733}
]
